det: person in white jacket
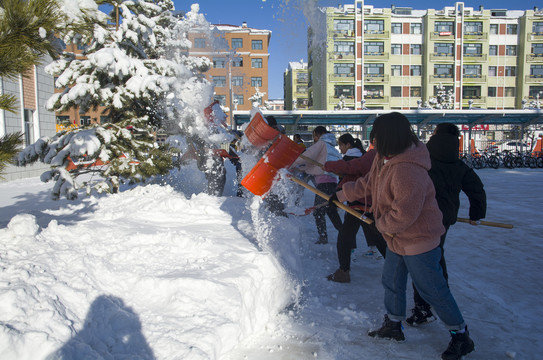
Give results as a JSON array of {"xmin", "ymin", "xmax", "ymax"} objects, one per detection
[{"xmin": 292, "ymin": 126, "xmax": 342, "ymax": 244}]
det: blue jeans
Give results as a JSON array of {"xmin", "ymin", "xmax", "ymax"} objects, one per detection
[{"xmin": 382, "ymin": 247, "xmax": 465, "ymax": 331}]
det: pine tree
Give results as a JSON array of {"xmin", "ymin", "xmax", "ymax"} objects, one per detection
[{"xmin": 18, "ymin": 1, "xmax": 220, "ymax": 199}]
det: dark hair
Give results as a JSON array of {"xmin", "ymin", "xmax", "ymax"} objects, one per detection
[
  {"xmin": 434, "ymin": 123, "xmax": 460, "ymax": 137},
  {"xmin": 338, "ymin": 133, "xmax": 365, "ymax": 153},
  {"xmin": 313, "ymin": 126, "xmax": 329, "ymax": 137},
  {"xmin": 293, "ymin": 134, "xmax": 302, "ymax": 141},
  {"xmin": 370, "ymin": 112, "xmax": 419, "ymax": 157},
  {"xmin": 266, "ymin": 115, "xmax": 277, "ymax": 127}
]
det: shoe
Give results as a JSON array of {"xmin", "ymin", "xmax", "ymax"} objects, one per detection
[
  {"xmin": 406, "ymin": 305, "xmax": 437, "ymax": 326},
  {"xmin": 363, "ymin": 250, "xmax": 375, "ymax": 257},
  {"xmin": 326, "ymin": 269, "xmax": 350, "ymax": 283},
  {"xmin": 315, "ymin": 236, "xmax": 328, "ymax": 244},
  {"xmin": 368, "ymin": 315, "xmax": 405, "ymax": 341},
  {"xmin": 441, "ymin": 326, "xmax": 475, "ymax": 360}
]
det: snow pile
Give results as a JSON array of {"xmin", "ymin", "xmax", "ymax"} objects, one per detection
[{"xmin": 0, "ymin": 182, "xmax": 303, "ymax": 359}]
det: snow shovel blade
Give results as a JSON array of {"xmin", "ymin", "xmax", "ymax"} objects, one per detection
[{"xmin": 244, "ymin": 111, "xmax": 280, "ymax": 148}]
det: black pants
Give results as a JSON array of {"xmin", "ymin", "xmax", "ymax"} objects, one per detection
[
  {"xmin": 314, "ymin": 182, "xmax": 342, "ymax": 240},
  {"xmin": 337, "ymin": 210, "xmax": 361, "ymax": 271},
  {"xmin": 413, "ymin": 227, "xmax": 450, "ymax": 308},
  {"xmin": 359, "ymin": 213, "xmax": 388, "ymax": 258}
]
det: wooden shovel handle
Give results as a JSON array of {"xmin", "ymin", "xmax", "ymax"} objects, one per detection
[
  {"xmin": 457, "ymin": 217, "xmax": 513, "ymax": 229},
  {"xmin": 299, "ymin": 154, "xmax": 325, "ymax": 169}
]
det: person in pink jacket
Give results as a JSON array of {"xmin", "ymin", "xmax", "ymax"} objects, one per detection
[{"xmin": 329, "ymin": 112, "xmax": 474, "ymax": 360}]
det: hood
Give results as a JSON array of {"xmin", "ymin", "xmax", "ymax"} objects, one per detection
[
  {"xmin": 382, "ymin": 141, "xmax": 431, "ymax": 171},
  {"xmin": 345, "ymin": 148, "xmax": 363, "ymax": 158},
  {"xmin": 320, "ymin": 133, "xmax": 337, "ymax": 147},
  {"xmin": 426, "ymin": 133, "xmax": 460, "ymax": 163}
]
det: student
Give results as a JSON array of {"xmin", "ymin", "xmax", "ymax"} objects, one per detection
[
  {"xmin": 330, "ymin": 113, "xmax": 475, "ymax": 360},
  {"xmin": 293, "ymin": 134, "xmax": 306, "ymax": 149},
  {"xmin": 406, "ymin": 123, "xmax": 486, "ymax": 326},
  {"xmin": 292, "ymin": 126, "xmax": 342, "ymax": 244}
]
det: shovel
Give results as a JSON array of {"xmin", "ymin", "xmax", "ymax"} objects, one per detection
[{"xmin": 456, "ymin": 218, "xmax": 513, "ymax": 229}]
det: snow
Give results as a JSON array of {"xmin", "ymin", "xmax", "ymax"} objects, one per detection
[{"xmin": 1, "ymin": 166, "xmax": 542, "ymax": 359}]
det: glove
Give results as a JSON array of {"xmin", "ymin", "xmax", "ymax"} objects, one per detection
[{"xmin": 328, "ymin": 192, "xmax": 339, "ymax": 208}]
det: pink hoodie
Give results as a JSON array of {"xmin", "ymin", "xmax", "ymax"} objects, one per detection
[{"xmin": 337, "ymin": 142, "xmax": 444, "ymax": 256}]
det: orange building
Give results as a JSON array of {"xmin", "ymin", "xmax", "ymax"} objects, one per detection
[{"xmin": 188, "ymin": 22, "xmax": 272, "ymax": 124}]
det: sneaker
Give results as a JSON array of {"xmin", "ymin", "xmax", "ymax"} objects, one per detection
[
  {"xmin": 368, "ymin": 315, "xmax": 405, "ymax": 341},
  {"xmin": 406, "ymin": 305, "xmax": 436, "ymax": 326},
  {"xmin": 326, "ymin": 269, "xmax": 350, "ymax": 283},
  {"xmin": 441, "ymin": 327, "xmax": 475, "ymax": 360}
]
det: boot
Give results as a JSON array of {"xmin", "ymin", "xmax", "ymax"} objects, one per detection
[
  {"xmin": 406, "ymin": 304, "xmax": 436, "ymax": 326},
  {"xmin": 326, "ymin": 269, "xmax": 350, "ymax": 283},
  {"xmin": 368, "ymin": 315, "xmax": 405, "ymax": 341},
  {"xmin": 441, "ymin": 326, "xmax": 475, "ymax": 360},
  {"xmin": 315, "ymin": 236, "xmax": 328, "ymax": 244}
]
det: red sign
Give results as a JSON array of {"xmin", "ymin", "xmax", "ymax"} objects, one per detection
[
  {"xmin": 439, "ymin": 32, "xmax": 452, "ymax": 36},
  {"xmin": 461, "ymin": 125, "xmax": 489, "ymax": 131}
]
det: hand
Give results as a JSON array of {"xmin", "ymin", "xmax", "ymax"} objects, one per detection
[
  {"xmin": 469, "ymin": 219, "xmax": 481, "ymax": 226},
  {"xmin": 328, "ymin": 192, "xmax": 339, "ymax": 208}
]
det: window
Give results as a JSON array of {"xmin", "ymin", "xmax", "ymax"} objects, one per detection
[
  {"xmin": 391, "ymin": 65, "xmax": 402, "ymax": 76},
  {"xmin": 506, "ymin": 45, "xmax": 517, "ymax": 56},
  {"xmin": 410, "ymin": 44, "xmax": 421, "ymax": 55},
  {"xmin": 410, "ymin": 87, "xmax": 421, "ymax": 97},
  {"xmin": 434, "ymin": 21, "xmax": 454, "ymax": 33},
  {"xmin": 56, "ymin": 116, "xmax": 70, "ymax": 125},
  {"xmin": 334, "ymin": 41, "xmax": 354, "ymax": 54},
  {"xmin": 251, "ymin": 77, "xmax": 262, "ymax": 87},
  {"xmin": 410, "ymin": 65, "xmax": 422, "ymax": 76},
  {"xmin": 334, "ymin": 85, "xmax": 354, "ymax": 98},
  {"xmin": 488, "ymin": 87, "xmax": 497, "ymax": 97},
  {"xmin": 531, "ymin": 65, "xmax": 543, "ymax": 77},
  {"xmin": 435, "ymin": 64, "xmax": 453, "ymax": 77},
  {"xmin": 80, "ymin": 116, "xmax": 91, "ymax": 126},
  {"xmin": 231, "ymin": 38, "xmax": 243, "ymax": 49},
  {"xmin": 214, "ymin": 95, "xmax": 226, "ymax": 106},
  {"xmin": 334, "ymin": 63, "xmax": 354, "ymax": 76},
  {"xmin": 213, "ymin": 57, "xmax": 225, "ymax": 68},
  {"xmin": 434, "ymin": 43, "xmax": 453, "ymax": 55},
  {"xmin": 233, "ymin": 94, "xmax": 244, "ymax": 105},
  {"xmin": 391, "ymin": 86, "xmax": 402, "ymax": 97},
  {"xmin": 296, "ymin": 85, "xmax": 308, "ymax": 93},
  {"xmin": 391, "ymin": 23, "xmax": 402, "ymax": 34},
  {"xmin": 297, "ymin": 72, "xmax": 308, "ymax": 82},
  {"xmin": 463, "ymin": 43, "xmax": 482, "ymax": 56},
  {"xmin": 232, "ymin": 76, "xmax": 244, "ymax": 86},
  {"xmin": 251, "ymin": 58, "xmax": 263, "ymax": 68},
  {"xmin": 194, "ymin": 38, "xmax": 206, "ymax": 48},
  {"xmin": 505, "ymin": 66, "xmax": 516, "ymax": 76},
  {"xmin": 489, "ymin": 24, "xmax": 498, "ymax": 34},
  {"xmin": 365, "ymin": 20, "xmax": 384, "ymax": 33},
  {"xmin": 463, "ymin": 65, "xmax": 481, "ymax": 77},
  {"xmin": 505, "ymin": 87, "xmax": 515, "ymax": 97},
  {"xmin": 506, "ymin": 24, "xmax": 518, "ymax": 34},
  {"xmin": 489, "ymin": 45, "xmax": 498, "ymax": 56},
  {"xmin": 252, "ymin": 40, "xmax": 263, "ymax": 50},
  {"xmin": 364, "ymin": 42, "xmax": 384, "ymax": 54},
  {"xmin": 488, "ymin": 66, "xmax": 497, "ymax": 76},
  {"xmin": 463, "ymin": 86, "xmax": 481, "ymax": 98},
  {"xmin": 365, "ymin": 85, "xmax": 384, "ymax": 98},
  {"xmin": 364, "ymin": 63, "xmax": 384, "ymax": 75},
  {"xmin": 464, "ymin": 22, "xmax": 483, "ymax": 34},
  {"xmin": 532, "ymin": 43, "xmax": 543, "ymax": 55},
  {"xmin": 232, "ymin": 57, "xmax": 243, "ymax": 67},
  {"xmin": 391, "ymin": 44, "xmax": 402, "ymax": 55},
  {"xmin": 529, "ymin": 86, "xmax": 543, "ymax": 99},
  {"xmin": 410, "ymin": 23, "xmax": 422, "ymax": 34},
  {"xmin": 212, "ymin": 76, "xmax": 226, "ymax": 87},
  {"xmin": 334, "ymin": 19, "xmax": 354, "ymax": 32},
  {"xmin": 533, "ymin": 22, "xmax": 543, "ymax": 34}
]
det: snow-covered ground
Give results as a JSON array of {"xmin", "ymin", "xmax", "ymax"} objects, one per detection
[{"xmin": 1, "ymin": 164, "xmax": 542, "ymax": 360}]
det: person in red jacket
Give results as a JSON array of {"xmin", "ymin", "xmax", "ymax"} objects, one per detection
[{"xmin": 329, "ymin": 113, "xmax": 474, "ymax": 360}]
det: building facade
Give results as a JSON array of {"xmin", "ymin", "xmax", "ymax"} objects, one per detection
[
  {"xmin": 284, "ymin": 60, "xmax": 309, "ymax": 110},
  {"xmin": 188, "ymin": 22, "xmax": 271, "ymax": 122},
  {"xmin": 308, "ymin": 1, "xmax": 543, "ymax": 111}
]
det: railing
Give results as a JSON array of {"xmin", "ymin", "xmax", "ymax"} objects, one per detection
[
  {"xmin": 430, "ymin": 53, "xmax": 454, "ymax": 61},
  {"xmin": 429, "ymin": 74, "xmax": 454, "ymax": 83},
  {"xmin": 329, "ymin": 73, "xmax": 355, "ymax": 82},
  {"xmin": 363, "ymin": 52, "xmax": 389, "ymax": 61},
  {"xmin": 463, "ymin": 53, "xmax": 487, "ymax": 61},
  {"xmin": 363, "ymin": 30, "xmax": 389, "ymax": 39},
  {"xmin": 463, "ymin": 32, "xmax": 488, "ymax": 40},
  {"xmin": 364, "ymin": 74, "xmax": 390, "ymax": 82},
  {"xmin": 330, "ymin": 53, "xmax": 355, "ymax": 60},
  {"xmin": 430, "ymin": 32, "xmax": 455, "ymax": 41},
  {"xmin": 525, "ymin": 74, "xmax": 543, "ymax": 83},
  {"xmin": 526, "ymin": 53, "xmax": 543, "ymax": 62},
  {"xmin": 462, "ymin": 75, "xmax": 487, "ymax": 83}
]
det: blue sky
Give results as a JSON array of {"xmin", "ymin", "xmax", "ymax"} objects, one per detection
[{"xmin": 173, "ymin": 0, "xmax": 539, "ymax": 99}]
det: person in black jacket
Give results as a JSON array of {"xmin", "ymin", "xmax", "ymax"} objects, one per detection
[{"xmin": 407, "ymin": 123, "xmax": 487, "ymax": 326}]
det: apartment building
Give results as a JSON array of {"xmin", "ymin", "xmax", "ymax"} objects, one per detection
[
  {"xmin": 284, "ymin": 60, "xmax": 309, "ymax": 110},
  {"xmin": 188, "ymin": 22, "xmax": 271, "ymax": 119},
  {"xmin": 308, "ymin": 1, "xmax": 543, "ymax": 111}
]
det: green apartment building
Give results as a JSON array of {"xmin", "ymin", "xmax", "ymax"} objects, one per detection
[
  {"xmin": 308, "ymin": 1, "xmax": 543, "ymax": 111},
  {"xmin": 284, "ymin": 60, "xmax": 309, "ymax": 110}
]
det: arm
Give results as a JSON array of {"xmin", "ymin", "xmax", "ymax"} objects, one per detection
[
  {"xmin": 462, "ymin": 168, "xmax": 487, "ymax": 220},
  {"xmin": 291, "ymin": 140, "xmax": 325, "ymax": 175},
  {"xmin": 324, "ymin": 149, "xmax": 376, "ymax": 176}
]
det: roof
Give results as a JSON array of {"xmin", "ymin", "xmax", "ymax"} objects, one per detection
[{"xmin": 233, "ymin": 109, "xmax": 543, "ymax": 128}]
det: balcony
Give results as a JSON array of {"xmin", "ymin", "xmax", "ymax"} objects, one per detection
[
  {"xmin": 430, "ymin": 32, "xmax": 454, "ymax": 41},
  {"xmin": 363, "ymin": 30, "xmax": 390, "ymax": 39},
  {"xmin": 364, "ymin": 96, "xmax": 390, "ymax": 104},
  {"xmin": 527, "ymin": 53, "xmax": 543, "ymax": 63},
  {"xmin": 330, "ymin": 53, "xmax": 355, "ymax": 60},
  {"xmin": 463, "ymin": 53, "xmax": 487, "ymax": 62},
  {"xmin": 462, "ymin": 95, "xmax": 486, "ymax": 103},
  {"xmin": 528, "ymin": 32, "xmax": 543, "ymax": 41},
  {"xmin": 363, "ymin": 52, "xmax": 389, "ymax": 61},
  {"xmin": 328, "ymin": 96, "xmax": 356, "ymax": 105},
  {"xmin": 430, "ymin": 74, "xmax": 454, "ymax": 83},
  {"xmin": 331, "ymin": 30, "xmax": 356, "ymax": 38},
  {"xmin": 462, "ymin": 75, "xmax": 487, "ymax": 83},
  {"xmin": 430, "ymin": 53, "xmax": 454, "ymax": 62},
  {"xmin": 364, "ymin": 74, "xmax": 390, "ymax": 82},
  {"xmin": 463, "ymin": 32, "xmax": 488, "ymax": 40},
  {"xmin": 525, "ymin": 74, "xmax": 543, "ymax": 83},
  {"xmin": 329, "ymin": 73, "xmax": 355, "ymax": 82}
]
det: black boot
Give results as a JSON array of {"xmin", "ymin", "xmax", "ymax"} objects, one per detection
[
  {"xmin": 368, "ymin": 315, "xmax": 405, "ymax": 341},
  {"xmin": 441, "ymin": 326, "xmax": 475, "ymax": 360},
  {"xmin": 406, "ymin": 304, "xmax": 436, "ymax": 326}
]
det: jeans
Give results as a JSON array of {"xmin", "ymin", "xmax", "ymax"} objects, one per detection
[{"xmin": 382, "ymin": 247, "xmax": 465, "ymax": 330}]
